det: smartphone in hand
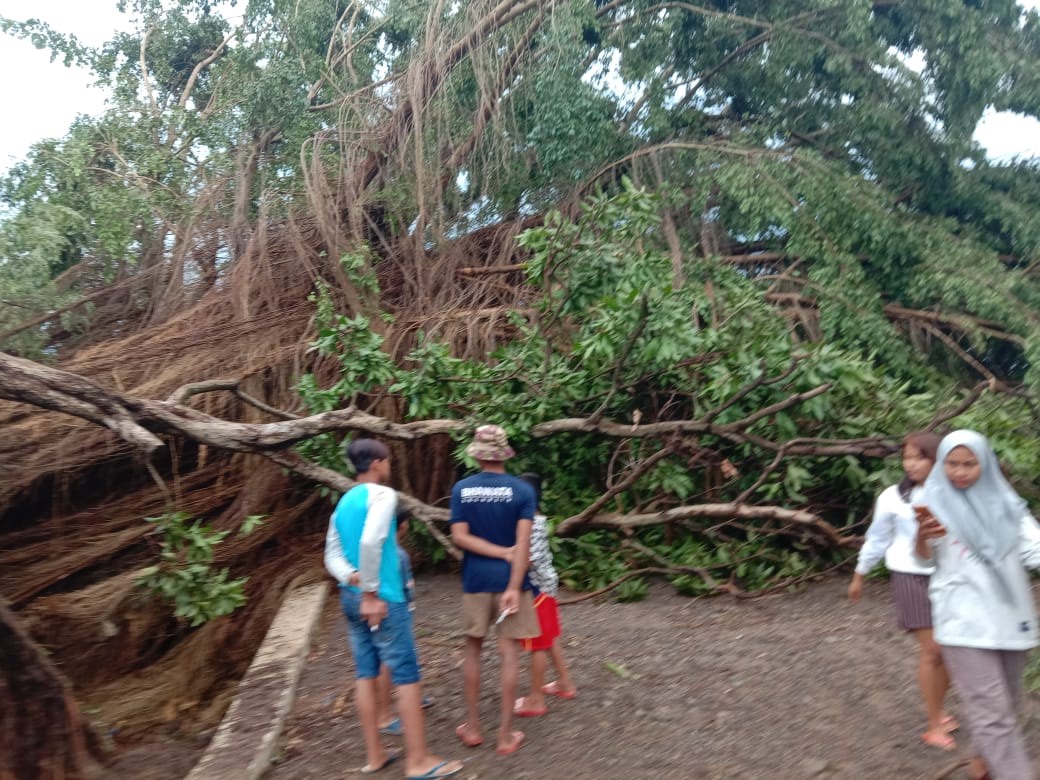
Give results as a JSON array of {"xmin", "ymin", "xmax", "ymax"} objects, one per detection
[
  {"xmin": 914, "ymin": 505, "xmax": 946, "ymax": 538},
  {"xmin": 912, "ymin": 504, "xmax": 932, "ymax": 522}
]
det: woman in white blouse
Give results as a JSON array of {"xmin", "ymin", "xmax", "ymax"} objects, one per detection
[{"xmin": 848, "ymin": 431, "xmax": 957, "ymax": 751}]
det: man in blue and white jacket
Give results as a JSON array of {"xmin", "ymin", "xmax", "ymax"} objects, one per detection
[{"xmin": 324, "ymin": 438, "xmax": 460, "ymax": 780}]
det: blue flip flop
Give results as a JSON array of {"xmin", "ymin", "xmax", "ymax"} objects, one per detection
[
  {"xmin": 406, "ymin": 760, "xmax": 462, "ymax": 780},
  {"xmin": 379, "ymin": 698, "xmax": 431, "ymax": 734},
  {"xmin": 359, "ymin": 749, "xmax": 402, "ymax": 774}
]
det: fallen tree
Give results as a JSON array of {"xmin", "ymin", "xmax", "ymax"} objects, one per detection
[
  {"xmin": 3, "ymin": 0, "xmax": 1040, "ymax": 776},
  {"xmin": 0, "ymin": 348, "xmax": 863, "ymax": 543},
  {"xmin": 0, "ymin": 343, "xmax": 1007, "ymax": 576}
]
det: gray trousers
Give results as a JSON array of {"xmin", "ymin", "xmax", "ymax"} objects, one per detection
[{"xmin": 941, "ymin": 645, "xmax": 1035, "ymax": 780}]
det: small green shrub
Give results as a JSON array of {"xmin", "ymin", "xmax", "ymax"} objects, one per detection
[{"xmin": 136, "ymin": 511, "xmax": 264, "ymax": 626}]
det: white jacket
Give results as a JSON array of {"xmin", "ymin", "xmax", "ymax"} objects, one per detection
[
  {"xmin": 855, "ymin": 484, "xmax": 934, "ymax": 576},
  {"xmin": 915, "ymin": 513, "xmax": 1040, "ymax": 650}
]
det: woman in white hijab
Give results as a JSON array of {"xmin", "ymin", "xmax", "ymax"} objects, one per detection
[{"xmin": 915, "ymin": 429, "xmax": 1040, "ymax": 780}]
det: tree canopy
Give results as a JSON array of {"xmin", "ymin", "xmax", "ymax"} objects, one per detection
[{"xmin": 2, "ymin": 0, "xmax": 1040, "ymax": 775}]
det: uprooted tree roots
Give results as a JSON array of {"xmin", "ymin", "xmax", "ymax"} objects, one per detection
[
  {"xmin": 0, "ymin": 203, "xmax": 549, "ymax": 776},
  {"xmin": 0, "ymin": 600, "xmax": 105, "ymax": 780}
]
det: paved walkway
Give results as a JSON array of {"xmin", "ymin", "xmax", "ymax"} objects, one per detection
[{"xmin": 184, "ymin": 582, "xmax": 328, "ymax": 780}]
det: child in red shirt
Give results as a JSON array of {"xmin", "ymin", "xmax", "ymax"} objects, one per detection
[{"xmin": 513, "ymin": 472, "xmax": 577, "ymax": 717}]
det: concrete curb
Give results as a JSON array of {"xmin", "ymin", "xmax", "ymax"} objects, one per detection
[{"xmin": 185, "ymin": 581, "xmax": 329, "ymax": 780}]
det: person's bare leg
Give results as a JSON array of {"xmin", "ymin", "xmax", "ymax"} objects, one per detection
[
  {"xmin": 936, "ymin": 656, "xmax": 951, "ymax": 727},
  {"xmin": 376, "ymin": 665, "xmax": 395, "ymax": 728},
  {"xmin": 397, "ymin": 681, "xmax": 463, "ymax": 777},
  {"xmin": 518, "ymin": 649, "xmax": 548, "ymax": 711},
  {"xmin": 456, "ymin": 635, "xmax": 483, "ymax": 745},
  {"xmin": 356, "ymin": 677, "xmax": 389, "ymax": 770},
  {"xmin": 548, "ymin": 640, "xmax": 576, "ymax": 695},
  {"xmin": 496, "ymin": 636, "xmax": 523, "ymax": 752},
  {"xmin": 915, "ymin": 629, "xmax": 952, "ymax": 741}
]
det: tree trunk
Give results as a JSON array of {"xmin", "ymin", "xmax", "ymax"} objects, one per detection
[{"xmin": 0, "ymin": 601, "xmax": 101, "ymax": 780}]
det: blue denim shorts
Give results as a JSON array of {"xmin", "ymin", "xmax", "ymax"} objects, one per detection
[{"xmin": 339, "ymin": 588, "xmax": 421, "ymax": 685}]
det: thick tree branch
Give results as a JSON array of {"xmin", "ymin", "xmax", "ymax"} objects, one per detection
[
  {"xmin": 0, "ymin": 351, "xmax": 468, "ymax": 451},
  {"xmin": 0, "ymin": 351, "xmax": 906, "ymax": 466},
  {"xmin": 558, "ymin": 440, "xmax": 679, "ymax": 534},
  {"xmin": 0, "ymin": 353, "xmax": 468, "ymax": 557},
  {"xmin": 0, "ymin": 352, "xmax": 163, "ymax": 452},
  {"xmin": 178, "ymin": 31, "xmax": 235, "ymax": 109},
  {"xmin": 531, "ymin": 383, "xmax": 842, "ymax": 455},
  {"xmin": 167, "ymin": 378, "xmax": 300, "ymax": 421},
  {"xmin": 884, "ymin": 304, "xmax": 1025, "ymax": 345},
  {"xmin": 920, "ymin": 323, "xmax": 996, "ymax": 382},
  {"xmin": 167, "ymin": 378, "xmax": 242, "ymax": 405},
  {"xmin": 263, "ymin": 451, "xmax": 461, "ymax": 561},
  {"xmin": 555, "ymin": 501, "xmax": 849, "ymax": 546},
  {"xmin": 0, "ymin": 349, "xmax": 993, "ymax": 561},
  {"xmin": 140, "ymin": 27, "xmax": 160, "ymax": 121}
]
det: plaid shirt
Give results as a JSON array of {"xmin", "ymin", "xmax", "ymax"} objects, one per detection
[{"xmin": 527, "ymin": 513, "xmax": 558, "ymax": 597}]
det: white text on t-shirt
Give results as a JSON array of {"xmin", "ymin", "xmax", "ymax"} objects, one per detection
[{"xmin": 459, "ymin": 486, "xmax": 514, "ymax": 503}]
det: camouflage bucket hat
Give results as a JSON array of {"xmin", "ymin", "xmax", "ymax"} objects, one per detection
[{"xmin": 465, "ymin": 424, "xmax": 515, "ymax": 461}]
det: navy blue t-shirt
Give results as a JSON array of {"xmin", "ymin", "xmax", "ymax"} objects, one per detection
[{"xmin": 450, "ymin": 471, "xmax": 536, "ymax": 593}]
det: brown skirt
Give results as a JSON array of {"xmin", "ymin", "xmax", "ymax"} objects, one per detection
[{"xmin": 890, "ymin": 571, "xmax": 932, "ymax": 631}]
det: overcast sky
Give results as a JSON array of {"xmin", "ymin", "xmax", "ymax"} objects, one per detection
[{"xmin": 1, "ymin": 0, "xmax": 1039, "ymax": 173}]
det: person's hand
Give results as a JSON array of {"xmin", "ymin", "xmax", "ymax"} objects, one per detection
[
  {"xmin": 847, "ymin": 573, "xmax": 864, "ymax": 603},
  {"xmin": 347, "ymin": 572, "xmax": 361, "ymax": 587},
  {"xmin": 501, "ymin": 545, "xmax": 516, "ymax": 563},
  {"xmin": 361, "ymin": 592, "xmax": 388, "ymax": 629},
  {"xmin": 499, "ymin": 588, "xmax": 520, "ymax": 617},
  {"xmin": 914, "ymin": 506, "xmax": 946, "ymax": 542},
  {"xmin": 917, "ymin": 515, "xmax": 946, "ymax": 541}
]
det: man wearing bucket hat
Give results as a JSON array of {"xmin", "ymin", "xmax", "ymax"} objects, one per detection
[{"xmin": 450, "ymin": 425, "xmax": 540, "ymax": 757}]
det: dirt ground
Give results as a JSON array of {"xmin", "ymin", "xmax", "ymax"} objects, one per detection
[
  {"xmin": 268, "ymin": 574, "xmax": 1040, "ymax": 780},
  {"xmin": 103, "ymin": 572, "xmax": 1040, "ymax": 780}
]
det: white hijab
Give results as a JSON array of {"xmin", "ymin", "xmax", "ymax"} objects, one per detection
[{"xmin": 922, "ymin": 429, "xmax": 1025, "ymax": 601}]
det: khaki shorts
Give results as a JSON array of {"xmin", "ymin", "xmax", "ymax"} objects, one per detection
[{"xmin": 462, "ymin": 591, "xmax": 539, "ymax": 639}]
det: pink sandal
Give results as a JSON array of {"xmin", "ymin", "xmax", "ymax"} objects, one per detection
[
  {"xmin": 495, "ymin": 730, "xmax": 524, "ymax": 756},
  {"xmin": 455, "ymin": 723, "xmax": 483, "ymax": 748},
  {"xmin": 541, "ymin": 680, "xmax": 577, "ymax": 699},
  {"xmin": 513, "ymin": 697, "xmax": 548, "ymax": 717}
]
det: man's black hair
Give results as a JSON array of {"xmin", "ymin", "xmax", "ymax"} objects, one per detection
[
  {"xmin": 345, "ymin": 438, "xmax": 390, "ymax": 474},
  {"xmin": 517, "ymin": 472, "xmax": 542, "ymax": 507}
]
